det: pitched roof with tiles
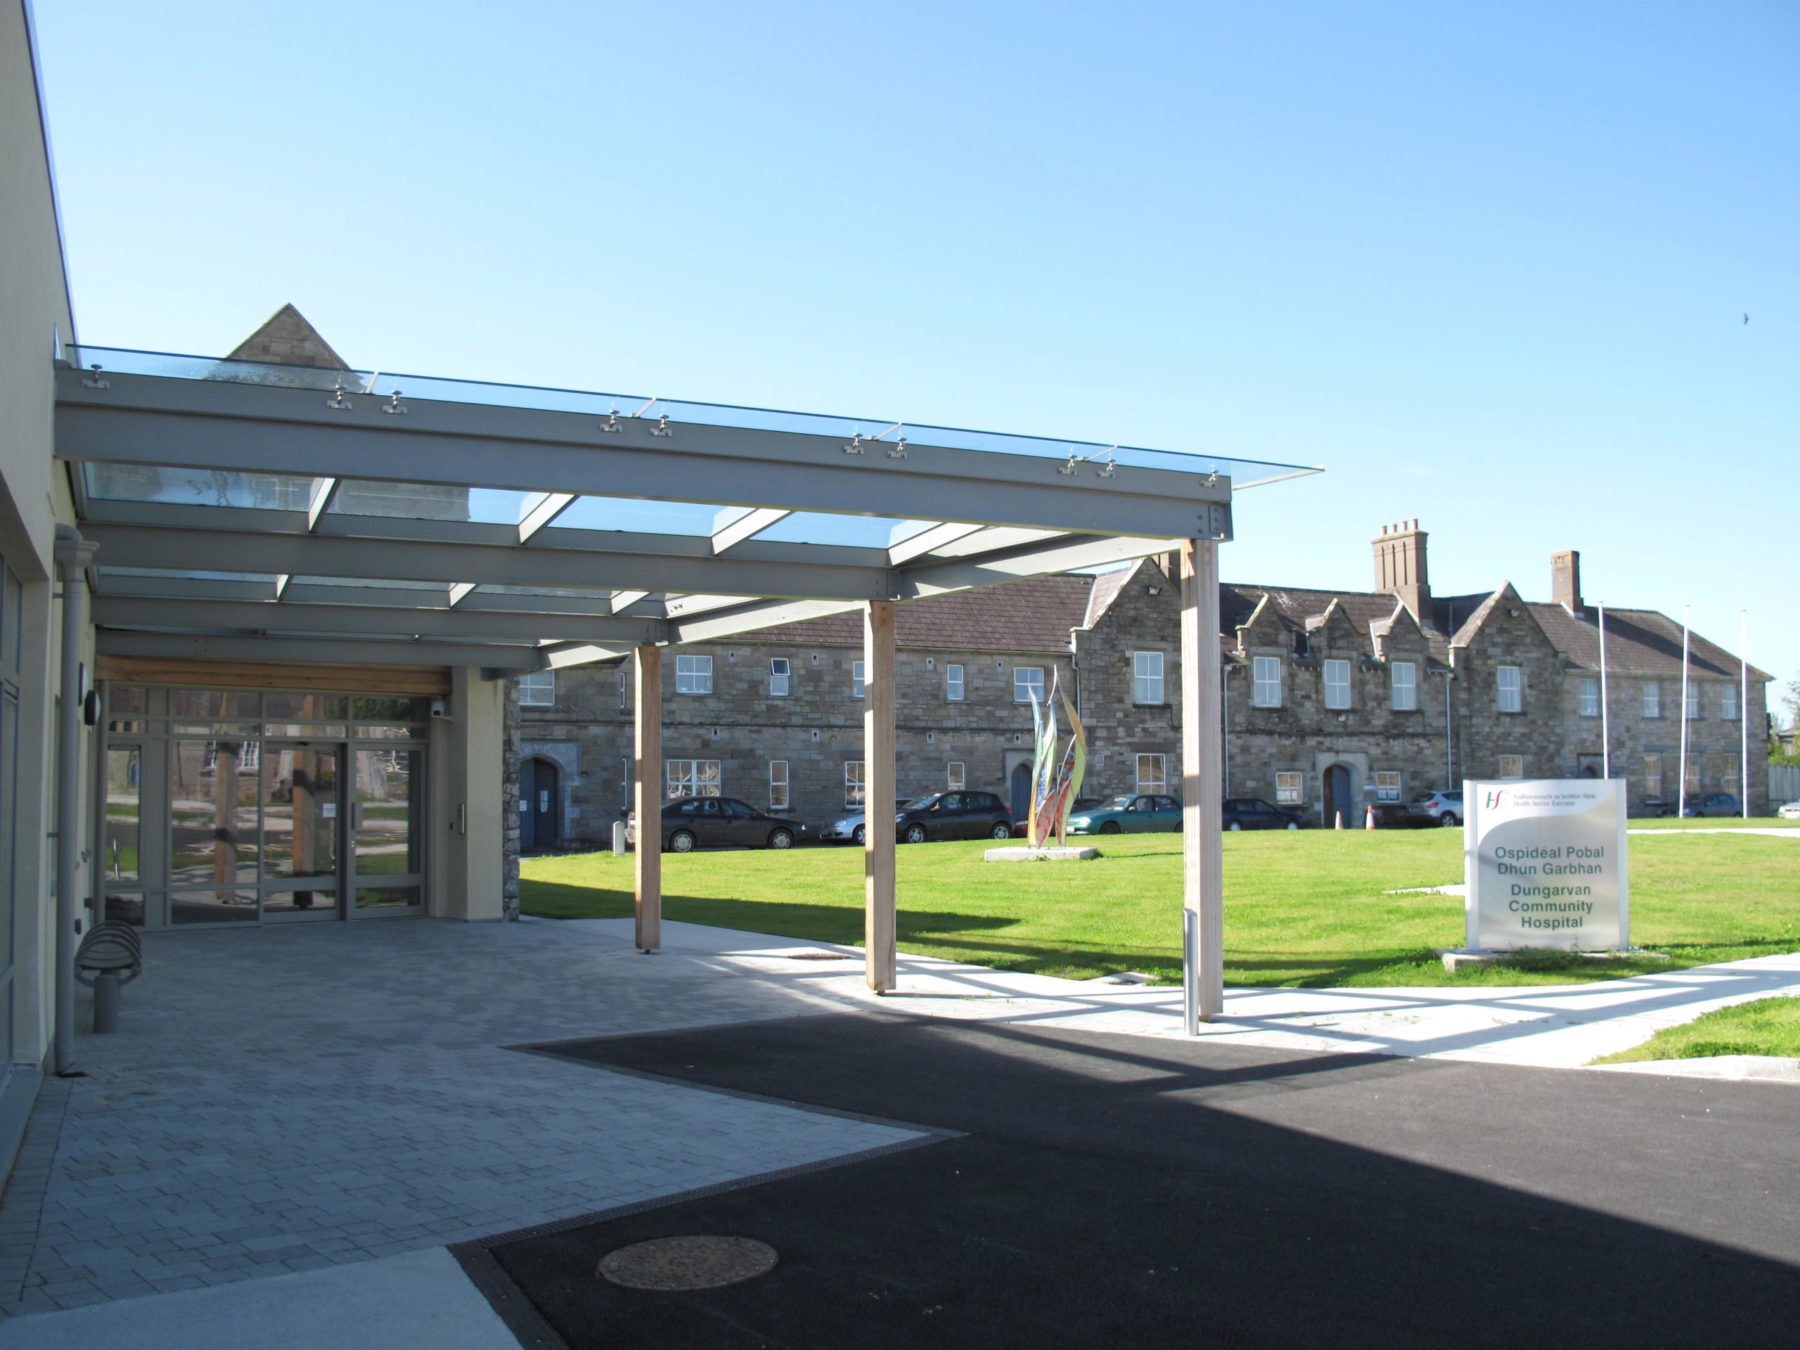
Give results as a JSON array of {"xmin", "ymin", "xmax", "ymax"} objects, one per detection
[{"xmin": 1530, "ymin": 603, "xmax": 1769, "ymax": 681}]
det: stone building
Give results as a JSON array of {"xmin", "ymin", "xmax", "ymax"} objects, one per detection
[{"xmin": 516, "ymin": 521, "xmax": 1771, "ymax": 845}]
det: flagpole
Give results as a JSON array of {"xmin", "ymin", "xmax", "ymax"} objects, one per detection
[
  {"xmin": 1677, "ymin": 604, "xmax": 1692, "ymax": 819},
  {"xmin": 1741, "ymin": 611, "xmax": 1750, "ymax": 819},
  {"xmin": 1598, "ymin": 602, "xmax": 1611, "ymax": 781}
]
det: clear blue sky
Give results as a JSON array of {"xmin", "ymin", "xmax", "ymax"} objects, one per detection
[{"xmin": 32, "ymin": 1, "xmax": 1799, "ymax": 710}]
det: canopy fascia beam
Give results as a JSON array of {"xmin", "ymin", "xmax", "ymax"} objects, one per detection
[
  {"xmin": 57, "ymin": 370, "xmax": 1237, "ymax": 539},
  {"xmin": 82, "ymin": 522, "xmax": 895, "ymax": 603},
  {"xmin": 91, "ymin": 596, "xmax": 665, "ymax": 644},
  {"xmin": 94, "ymin": 630, "xmax": 543, "ymax": 670}
]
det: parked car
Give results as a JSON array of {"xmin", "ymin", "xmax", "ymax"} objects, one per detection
[
  {"xmin": 626, "ymin": 796, "xmax": 807, "ymax": 853},
  {"xmin": 1221, "ymin": 797, "xmax": 1304, "ymax": 831},
  {"xmin": 1678, "ymin": 793, "xmax": 1741, "ymax": 818},
  {"xmin": 1067, "ymin": 794, "xmax": 1183, "ymax": 835},
  {"xmin": 1404, "ymin": 789, "xmax": 1464, "ymax": 827},
  {"xmin": 1779, "ymin": 801, "xmax": 1800, "ymax": 820},
  {"xmin": 823, "ymin": 791, "xmax": 1015, "ymax": 844}
]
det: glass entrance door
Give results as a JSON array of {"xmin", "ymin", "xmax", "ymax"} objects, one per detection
[
  {"xmin": 261, "ymin": 744, "xmax": 341, "ymax": 920},
  {"xmin": 348, "ymin": 746, "xmax": 424, "ymax": 916}
]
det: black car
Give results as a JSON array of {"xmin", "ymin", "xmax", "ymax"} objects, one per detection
[
  {"xmin": 1221, "ymin": 797, "xmax": 1304, "ymax": 831},
  {"xmin": 896, "ymin": 791, "xmax": 1015, "ymax": 844},
  {"xmin": 628, "ymin": 796, "xmax": 807, "ymax": 853}
]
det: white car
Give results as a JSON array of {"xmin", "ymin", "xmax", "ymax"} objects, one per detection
[{"xmin": 1779, "ymin": 801, "xmax": 1800, "ymax": 820}]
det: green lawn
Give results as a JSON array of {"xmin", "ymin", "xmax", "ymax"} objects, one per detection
[
  {"xmin": 521, "ymin": 826, "xmax": 1800, "ymax": 987},
  {"xmin": 1590, "ymin": 996, "xmax": 1800, "ymax": 1063}
]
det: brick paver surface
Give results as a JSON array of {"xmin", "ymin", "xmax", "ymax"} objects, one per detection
[{"xmin": 0, "ymin": 920, "xmax": 918, "ymax": 1314}]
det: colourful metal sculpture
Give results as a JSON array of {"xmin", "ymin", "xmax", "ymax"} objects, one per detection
[{"xmin": 1027, "ymin": 675, "xmax": 1087, "ymax": 847}]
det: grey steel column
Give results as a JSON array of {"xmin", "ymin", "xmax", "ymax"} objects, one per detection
[
  {"xmin": 1180, "ymin": 538, "xmax": 1224, "ymax": 1028},
  {"xmin": 632, "ymin": 645, "xmax": 662, "ymax": 953},
  {"xmin": 863, "ymin": 601, "xmax": 897, "ymax": 993}
]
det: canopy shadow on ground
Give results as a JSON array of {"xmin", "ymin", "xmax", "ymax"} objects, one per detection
[{"xmin": 487, "ymin": 1012, "xmax": 1800, "ymax": 1349}]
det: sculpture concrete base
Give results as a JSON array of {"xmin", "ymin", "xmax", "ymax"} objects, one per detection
[{"xmin": 983, "ymin": 846, "xmax": 1101, "ymax": 862}]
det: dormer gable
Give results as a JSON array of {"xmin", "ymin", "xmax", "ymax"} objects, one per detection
[
  {"xmin": 1370, "ymin": 599, "xmax": 1430, "ymax": 662},
  {"xmin": 1234, "ymin": 593, "xmax": 1298, "ymax": 654},
  {"xmin": 1301, "ymin": 598, "xmax": 1366, "ymax": 655},
  {"xmin": 1448, "ymin": 582, "xmax": 1558, "ymax": 662}
]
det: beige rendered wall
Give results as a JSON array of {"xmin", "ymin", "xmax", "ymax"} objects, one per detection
[
  {"xmin": 429, "ymin": 667, "xmax": 506, "ymax": 920},
  {"xmin": 0, "ymin": 0, "xmax": 84, "ymax": 1136}
]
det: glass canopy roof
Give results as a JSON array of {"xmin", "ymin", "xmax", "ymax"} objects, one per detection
[{"xmin": 58, "ymin": 345, "xmax": 1321, "ymax": 672}]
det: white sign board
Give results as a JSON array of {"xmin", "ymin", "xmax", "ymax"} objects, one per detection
[{"xmin": 1464, "ymin": 779, "xmax": 1628, "ymax": 951}]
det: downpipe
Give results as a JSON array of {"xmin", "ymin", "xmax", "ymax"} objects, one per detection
[{"xmin": 53, "ymin": 525, "xmax": 97, "ymax": 1077}]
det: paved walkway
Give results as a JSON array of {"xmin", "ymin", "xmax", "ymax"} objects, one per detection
[{"xmin": 0, "ymin": 915, "xmax": 1794, "ymax": 1346}]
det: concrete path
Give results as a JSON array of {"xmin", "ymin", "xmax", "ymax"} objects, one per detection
[{"xmin": 0, "ymin": 914, "xmax": 1792, "ymax": 1346}]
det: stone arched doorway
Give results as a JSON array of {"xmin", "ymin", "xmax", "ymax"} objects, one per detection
[
  {"xmin": 1322, "ymin": 763, "xmax": 1354, "ymax": 828},
  {"xmin": 520, "ymin": 756, "xmax": 560, "ymax": 853},
  {"xmin": 1009, "ymin": 762, "xmax": 1034, "ymax": 822}
]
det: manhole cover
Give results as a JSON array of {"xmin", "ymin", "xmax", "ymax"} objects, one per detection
[{"xmin": 597, "ymin": 1236, "xmax": 779, "ymax": 1291}]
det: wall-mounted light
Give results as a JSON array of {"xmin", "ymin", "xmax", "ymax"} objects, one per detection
[{"xmin": 1147, "ymin": 586, "xmax": 1162, "ymax": 596}]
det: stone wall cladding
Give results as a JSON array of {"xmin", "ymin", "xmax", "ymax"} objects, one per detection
[{"xmin": 514, "ymin": 563, "xmax": 1773, "ymax": 850}]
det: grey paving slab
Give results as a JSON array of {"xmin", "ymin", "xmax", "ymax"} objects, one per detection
[
  {"xmin": 0, "ymin": 917, "xmax": 918, "ymax": 1323},
  {"xmin": 0, "ymin": 1247, "xmax": 517, "ymax": 1349}
]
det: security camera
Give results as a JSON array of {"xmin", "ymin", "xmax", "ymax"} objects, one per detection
[{"xmin": 429, "ymin": 698, "xmax": 448, "ymax": 719}]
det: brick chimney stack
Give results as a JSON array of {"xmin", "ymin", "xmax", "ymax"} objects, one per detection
[
  {"xmin": 1552, "ymin": 549, "xmax": 1583, "ymax": 613},
  {"xmin": 1372, "ymin": 520, "xmax": 1430, "ymax": 620}
]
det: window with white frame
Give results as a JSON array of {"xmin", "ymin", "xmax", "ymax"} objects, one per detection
[
  {"xmin": 852, "ymin": 660, "xmax": 865, "ymax": 699},
  {"xmin": 768, "ymin": 760, "xmax": 789, "ymax": 811},
  {"xmin": 1643, "ymin": 753, "xmax": 1663, "ymax": 799},
  {"xmin": 1323, "ymin": 659, "xmax": 1351, "ymax": 710},
  {"xmin": 1496, "ymin": 666, "xmax": 1522, "ymax": 713},
  {"xmin": 1685, "ymin": 683, "xmax": 1700, "ymax": 720},
  {"xmin": 676, "ymin": 654, "xmax": 713, "ymax": 694},
  {"xmin": 947, "ymin": 761, "xmax": 966, "ymax": 791},
  {"xmin": 1642, "ymin": 681, "xmax": 1660, "ymax": 717},
  {"xmin": 945, "ymin": 663, "xmax": 965, "ymax": 701},
  {"xmin": 1274, "ymin": 771, "xmax": 1303, "ymax": 805},
  {"xmin": 1014, "ymin": 667, "xmax": 1045, "ymax": 703},
  {"xmin": 1722, "ymin": 762, "xmax": 1739, "ymax": 796},
  {"xmin": 1133, "ymin": 651, "xmax": 1165, "ymax": 704},
  {"xmin": 517, "ymin": 670, "xmax": 556, "ymax": 706},
  {"xmin": 1498, "ymin": 755, "xmax": 1524, "ymax": 780},
  {"xmin": 1684, "ymin": 758, "xmax": 1701, "ymax": 793},
  {"xmin": 1251, "ymin": 656, "xmax": 1282, "ymax": 707},
  {"xmin": 666, "ymin": 759, "xmax": 721, "ymax": 797},
  {"xmin": 1579, "ymin": 678, "xmax": 1599, "ymax": 717},
  {"xmin": 1721, "ymin": 684, "xmax": 1739, "ymax": 720},
  {"xmin": 1135, "ymin": 754, "xmax": 1166, "ymax": 793},
  {"xmin": 844, "ymin": 761, "xmax": 866, "ymax": 808},
  {"xmin": 1373, "ymin": 771, "xmax": 1402, "ymax": 802},
  {"xmin": 1390, "ymin": 661, "xmax": 1417, "ymax": 711},
  {"xmin": 769, "ymin": 658, "xmax": 790, "ymax": 697}
]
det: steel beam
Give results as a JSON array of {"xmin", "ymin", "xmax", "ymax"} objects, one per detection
[
  {"xmin": 899, "ymin": 533, "xmax": 1187, "ymax": 598},
  {"xmin": 90, "ymin": 595, "xmax": 663, "ymax": 644},
  {"xmin": 94, "ymin": 630, "xmax": 543, "ymax": 669},
  {"xmin": 670, "ymin": 597, "xmax": 863, "ymax": 646},
  {"xmin": 57, "ymin": 369, "xmax": 1239, "ymax": 538},
  {"xmin": 82, "ymin": 522, "xmax": 894, "ymax": 603}
]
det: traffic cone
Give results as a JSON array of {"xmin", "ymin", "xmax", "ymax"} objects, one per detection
[
  {"xmin": 1334, "ymin": 811, "xmax": 1345, "ymax": 830},
  {"xmin": 1365, "ymin": 804, "xmax": 1376, "ymax": 830}
]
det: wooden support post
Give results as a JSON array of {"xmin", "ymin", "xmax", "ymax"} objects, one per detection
[
  {"xmin": 633, "ymin": 644, "xmax": 662, "ymax": 953},
  {"xmin": 1180, "ymin": 538, "xmax": 1225, "ymax": 1024},
  {"xmin": 863, "ymin": 600, "xmax": 897, "ymax": 993}
]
